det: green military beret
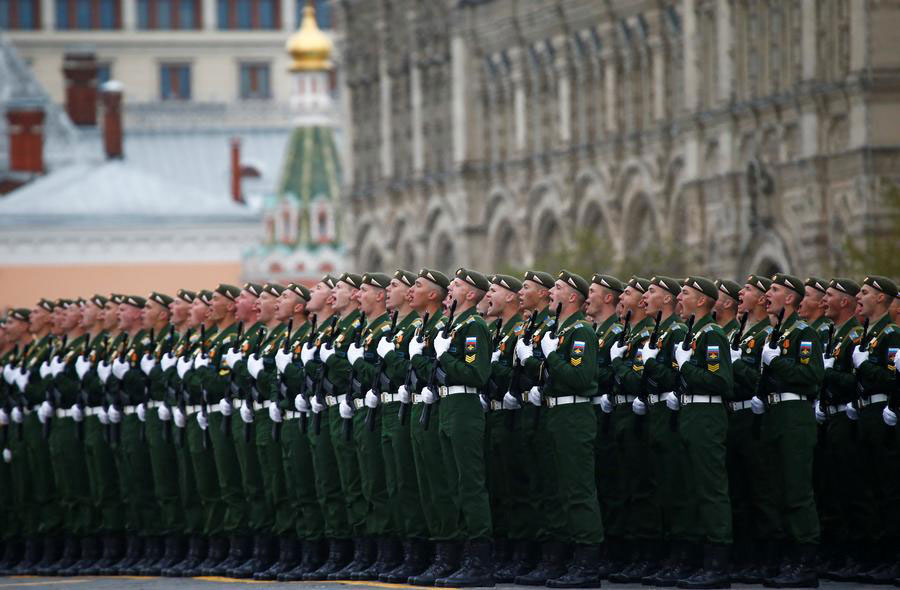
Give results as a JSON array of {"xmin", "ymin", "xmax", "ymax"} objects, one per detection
[
  {"xmin": 455, "ymin": 268, "xmax": 490, "ymax": 292},
  {"xmin": 591, "ymin": 274, "xmax": 624, "ymax": 293},
  {"xmin": 863, "ymin": 275, "xmax": 898, "ymax": 298},
  {"xmin": 362, "ymin": 272, "xmax": 391, "ymax": 289},
  {"xmin": 56, "ymin": 298, "xmax": 75, "ymax": 309},
  {"xmin": 177, "ymin": 289, "xmax": 196, "ymax": 303},
  {"xmin": 651, "ymin": 276, "xmax": 682, "ymax": 296},
  {"xmin": 110, "ymin": 293, "xmax": 125, "ymax": 305},
  {"xmin": 321, "ymin": 274, "xmax": 338, "ymax": 289},
  {"xmin": 745, "ymin": 275, "xmax": 772, "ymax": 293},
  {"xmin": 242, "ymin": 282, "xmax": 264, "ymax": 298},
  {"xmin": 419, "ymin": 268, "xmax": 450, "ymax": 290},
  {"xmin": 10, "ymin": 308, "xmax": 30, "ymax": 322},
  {"xmin": 90, "ymin": 294, "xmax": 109, "ymax": 308},
  {"xmin": 263, "ymin": 283, "xmax": 285, "ymax": 297},
  {"xmin": 715, "ymin": 279, "xmax": 741, "ymax": 302},
  {"xmin": 124, "ymin": 295, "xmax": 146, "ymax": 308},
  {"xmin": 491, "ymin": 274, "xmax": 523, "ymax": 292},
  {"xmin": 804, "ymin": 277, "xmax": 828, "ymax": 294},
  {"xmin": 771, "ymin": 273, "xmax": 805, "ymax": 298},
  {"xmin": 75, "ymin": 297, "xmax": 87, "ymax": 307},
  {"xmin": 37, "ymin": 298, "xmax": 56, "ymax": 312},
  {"xmin": 683, "ymin": 276, "xmax": 719, "ymax": 301},
  {"xmin": 149, "ymin": 292, "xmax": 174, "ymax": 307},
  {"xmin": 286, "ymin": 283, "xmax": 310, "ymax": 301},
  {"xmin": 216, "ymin": 284, "xmax": 241, "ymax": 301},
  {"xmin": 394, "ymin": 269, "xmax": 417, "ymax": 287},
  {"xmin": 198, "ymin": 290, "xmax": 214, "ymax": 305},
  {"xmin": 828, "ymin": 278, "xmax": 859, "ymax": 296},
  {"xmin": 339, "ymin": 273, "xmax": 363, "ymax": 289},
  {"xmin": 557, "ymin": 269, "xmax": 589, "ymax": 298},
  {"xmin": 523, "ymin": 270, "xmax": 554, "ymax": 289},
  {"xmin": 627, "ymin": 276, "xmax": 651, "ymax": 293}
]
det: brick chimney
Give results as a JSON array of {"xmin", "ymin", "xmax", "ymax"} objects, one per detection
[
  {"xmin": 63, "ymin": 51, "xmax": 99, "ymax": 126},
  {"xmin": 230, "ymin": 137, "xmax": 244, "ymax": 203},
  {"xmin": 100, "ymin": 80, "xmax": 123, "ymax": 159},
  {"xmin": 6, "ymin": 102, "xmax": 45, "ymax": 174}
]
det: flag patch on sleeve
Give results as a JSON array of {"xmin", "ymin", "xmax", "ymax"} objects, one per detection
[
  {"xmin": 888, "ymin": 347, "xmax": 898, "ymax": 371},
  {"xmin": 707, "ymin": 345, "xmax": 720, "ymax": 372},
  {"xmin": 571, "ymin": 340, "xmax": 585, "ymax": 366},
  {"xmin": 799, "ymin": 341, "xmax": 812, "ymax": 364},
  {"xmin": 465, "ymin": 336, "xmax": 477, "ymax": 363}
]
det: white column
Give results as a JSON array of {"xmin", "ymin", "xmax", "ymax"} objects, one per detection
[
  {"xmin": 202, "ymin": 0, "xmax": 215, "ymax": 31},
  {"xmin": 122, "ymin": 0, "xmax": 137, "ymax": 30},
  {"xmin": 411, "ymin": 58, "xmax": 424, "ymax": 172},
  {"xmin": 800, "ymin": 0, "xmax": 817, "ymax": 80},
  {"xmin": 379, "ymin": 56, "xmax": 392, "ymax": 178},
  {"xmin": 652, "ymin": 46, "xmax": 665, "ymax": 121},
  {"xmin": 849, "ymin": 0, "xmax": 866, "ymax": 72},
  {"xmin": 450, "ymin": 35, "xmax": 468, "ymax": 165},
  {"xmin": 281, "ymin": 0, "xmax": 294, "ymax": 32},
  {"xmin": 557, "ymin": 64, "xmax": 570, "ymax": 144},
  {"xmin": 41, "ymin": 0, "xmax": 54, "ymax": 30},
  {"xmin": 717, "ymin": 0, "xmax": 733, "ymax": 105},
  {"xmin": 513, "ymin": 74, "xmax": 526, "ymax": 152},
  {"xmin": 604, "ymin": 57, "xmax": 616, "ymax": 133},
  {"xmin": 682, "ymin": 0, "xmax": 699, "ymax": 112}
]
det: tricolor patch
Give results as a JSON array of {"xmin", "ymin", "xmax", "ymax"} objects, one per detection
[
  {"xmin": 707, "ymin": 345, "xmax": 720, "ymax": 372},
  {"xmin": 465, "ymin": 336, "xmax": 477, "ymax": 363},
  {"xmin": 888, "ymin": 347, "xmax": 898, "ymax": 372},
  {"xmin": 799, "ymin": 340, "xmax": 812, "ymax": 365},
  {"xmin": 571, "ymin": 340, "xmax": 585, "ymax": 366}
]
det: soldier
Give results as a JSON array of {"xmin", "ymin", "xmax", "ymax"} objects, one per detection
[
  {"xmin": 800, "ymin": 278, "xmax": 832, "ymax": 341},
  {"xmin": 751, "ymin": 274, "xmax": 824, "ymax": 587},
  {"xmin": 714, "ymin": 280, "xmax": 742, "ymax": 337}
]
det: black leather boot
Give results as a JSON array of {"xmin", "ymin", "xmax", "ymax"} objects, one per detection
[
  {"xmin": 0, "ymin": 539, "xmax": 24, "ymax": 574},
  {"xmin": 514, "ymin": 540, "xmax": 569, "ymax": 585},
  {"xmin": 279, "ymin": 538, "xmax": 326, "ymax": 581},
  {"xmin": 81, "ymin": 534, "xmax": 122, "ymax": 575},
  {"xmin": 228, "ymin": 534, "xmax": 276, "ymax": 578},
  {"xmin": 677, "ymin": 543, "xmax": 731, "ymax": 589},
  {"xmin": 41, "ymin": 535, "xmax": 80, "ymax": 575},
  {"xmin": 546, "ymin": 543, "xmax": 603, "ymax": 588},
  {"xmin": 613, "ymin": 538, "xmax": 664, "ymax": 583},
  {"xmin": 493, "ymin": 537, "xmax": 511, "ymax": 574},
  {"xmin": 29, "ymin": 537, "xmax": 62, "ymax": 575},
  {"xmin": 145, "ymin": 534, "xmax": 185, "ymax": 575},
  {"xmin": 494, "ymin": 539, "xmax": 538, "ymax": 583},
  {"xmin": 58, "ymin": 536, "xmax": 101, "ymax": 575},
  {"xmin": 409, "ymin": 541, "xmax": 462, "ymax": 586},
  {"xmin": 328, "ymin": 536, "xmax": 375, "ymax": 580},
  {"xmin": 764, "ymin": 543, "xmax": 818, "ymax": 588},
  {"xmin": 353, "ymin": 537, "xmax": 402, "ymax": 580},
  {"xmin": 648, "ymin": 542, "xmax": 700, "ymax": 586},
  {"xmin": 597, "ymin": 538, "xmax": 627, "ymax": 580},
  {"xmin": 122, "ymin": 535, "xmax": 162, "ymax": 575},
  {"xmin": 186, "ymin": 536, "xmax": 226, "ymax": 577},
  {"xmin": 7, "ymin": 537, "xmax": 40, "ymax": 575},
  {"xmin": 854, "ymin": 542, "xmax": 899, "ymax": 584},
  {"xmin": 381, "ymin": 539, "xmax": 431, "ymax": 583},
  {"xmin": 101, "ymin": 534, "xmax": 141, "ymax": 575},
  {"xmin": 163, "ymin": 535, "xmax": 207, "ymax": 577},
  {"xmin": 302, "ymin": 538, "xmax": 353, "ymax": 580},
  {"xmin": 436, "ymin": 539, "xmax": 495, "ymax": 587},
  {"xmin": 208, "ymin": 535, "xmax": 251, "ymax": 576},
  {"xmin": 254, "ymin": 536, "xmax": 300, "ymax": 580},
  {"xmin": 826, "ymin": 543, "xmax": 871, "ymax": 581}
]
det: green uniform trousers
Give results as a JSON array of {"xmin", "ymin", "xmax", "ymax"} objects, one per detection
[
  {"xmin": 679, "ymin": 403, "xmax": 732, "ymax": 545},
  {"xmin": 282, "ymin": 413, "xmax": 325, "ymax": 540},
  {"xmin": 7, "ymin": 421, "xmax": 32, "ymax": 537},
  {"xmin": 543, "ymin": 403, "xmax": 603, "ymax": 545},
  {"xmin": 612, "ymin": 404, "xmax": 656, "ymax": 540},
  {"xmin": 760, "ymin": 401, "xmax": 819, "ymax": 545},
  {"xmin": 253, "ymin": 408, "xmax": 291, "ymax": 535},
  {"xmin": 24, "ymin": 414, "xmax": 63, "ymax": 536},
  {"xmin": 353, "ymin": 407, "xmax": 392, "ymax": 537},
  {"xmin": 410, "ymin": 403, "xmax": 456, "ymax": 541},
  {"xmin": 649, "ymin": 402, "xmax": 693, "ymax": 542},
  {"xmin": 595, "ymin": 406, "xmax": 625, "ymax": 540},
  {"xmin": 228, "ymin": 407, "xmax": 267, "ymax": 533},
  {"xmin": 488, "ymin": 407, "xmax": 543, "ymax": 541},
  {"xmin": 184, "ymin": 414, "xmax": 226, "ymax": 536},
  {"xmin": 208, "ymin": 411, "xmax": 247, "ymax": 535},
  {"xmin": 309, "ymin": 407, "xmax": 351, "ymax": 539},
  {"xmin": 47, "ymin": 417, "xmax": 94, "ymax": 535},
  {"xmin": 1, "ymin": 426, "xmax": 19, "ymax": 541},
  {"xmin": 83, "ymin": 416, "xmax": 123, "ymax": 534},
  {"xmin": 174, "ymin": 427, "xmax": 204, "ymax": 535},
  {"xmin": 146, "ymin": 412, "xmax": 183, "ymax": 535},
  {"xmin": 114, "ymin": 414, "xmax": 158, "ymax": 535},
  {"xmin": 485, "ymin": 411, "xmax": 508, "ymax": 540},
  {"xmin": 328, "ymin": 404, "xmax": 367, "ymax": 536},
  {"xmin": 860, "ymin": 402, "xmax": 900, "ymax": 542},
  {"xmin": 381, "ymin": 401, "xmax": 428, "ymax": 539}
]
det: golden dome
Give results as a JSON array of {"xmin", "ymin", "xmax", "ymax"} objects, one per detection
[{"xmin": 286, "ymin": 1, "xmax": 332, "ymax": 71}]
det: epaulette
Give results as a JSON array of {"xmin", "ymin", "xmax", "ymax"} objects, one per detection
[
  {"xmin": 611, "ymin": 325, "xmax": 623, "ymax": 334},
  {"xmin": 885, "ymin": 325, "xmax": 896, "ymax": 334},
  {"xmin": 544, "ymin": 318, "xmax": 556, "ymax": 328},
  {"xmin": 411, "ymin": 318, "xmax": 423, "ymax": 328},
  {"xmin": 795, "ymin": 320, "xmax": 809, "ymax": 330},
  {"xmin": 700, "ymin": 323, "xmax": 717, "ymax": 333},
  {"xmin": 513, "ymin": 321, "xmax": 524, "ymax": 336}
]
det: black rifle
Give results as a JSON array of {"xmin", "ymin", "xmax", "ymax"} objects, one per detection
[
  {"xmin": 272, "ymin": 319, "xmax": 292, "ymax": 442},
  {"xmin": 603, "ymin": 310, "xmax": 632, "ymax": 434},
  {"xmin": 13, "ymin": 344, "xmax": 32, "ymax": 442},
  {"xmin": 817, "ymin": 323, "xmax": 836, "ymax": 429},
  {"xmin": 244, "ymin": 326, "xmax": 266, "ymax": 444},
  {"xmin": 670, "ymin": 314, "xmax": 697, "ymax": 432},
  {"xmin": 398, "ymin": 312, "xmax": 428, "ymax": 426},
  {"xmin": 533, "ymin": 303, "xmax": 563, "ymax": 429},
  {"xmin": 173, "ymin": 328, "xmax": 193, "ymax": 449},
  {"xmin": 138, "ymin": 328, "xmax": 156, "ymax": 442},
  {"xmin": 41, "ymin": 334, "xmax": 68, "ymax": 440},
  {"xmin": 752, "ymin": 308, "xmax": 786, "ymax": 439},
  {"xmin": 852, "ymin": 318, "xmax": 872, "ymax": 438},
  {"xmin": 298, "ymin": 314, "xmax": 318, "ymax": 434},
  {"xmin": 505, "ymin": 311, "xmax": 540, "ymax": 431},
  {"xmin": 312, "ymin": 316, "xmax": 340, "ymax": 435},
  {"xmin": 74, "ymin": 333, "xmax": 91, "ymax": 442},
  {"xmin": 730, "ymin": 312, "xmax": 750, "ymax": 351},
  {"xmin": 366, "ymin": 310, "xmax": 399, "ymax": 432},
  {"xmin": 342, "ymin": 313, "xmax": 367, "ymax": 442},
  {"xmin": 222, "ymin": 321, "xmax": 245, "ymax": 436},
  {"xmin": 420, "ymin": 300, "xmax": 457, "ymax": 431},
  {"xmin": 110, "ymin": 335, "xmax": 128, "ymax": 446},
  {"xmin": 636, "ymin": 310, "xmax": 664, "ymax": 433},
  {"xmin": 158, "ymin": 326, "xmax": 177, "ymax": 443},
  {"xmin": 199, "ymin": 325, "xmax": 212, "ymax": 450}
]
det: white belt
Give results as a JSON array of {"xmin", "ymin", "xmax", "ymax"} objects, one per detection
[
  {"xmin": 767, "ymin": 392, "xmax": 803, "ymax": 404},
  {"xmin": 232, "ymin": 399, "xmax": 246, "ymax": 408},
  {"xmin": 682, "ymin": 395, "xmax": 723, "ymax": 404},
  {"xmin": 85, "ymin": 406, "xmax": 105, "ymax": 416},
  {"xmin": 146, "ymin": 400, "xmax": 166, "ymax": 409},
  {"xmin": 381, "ymin": 392, "xmax": 402, "ymax": 403},
  {"xmin": 123, "ymin": 405, "xmax": 137, "ymax": 415},
  {"xmin": 283, "ymin": 410, "xmax": 303, "ymax": 420},
  {"xmin": 591, "ymin": 396, "xmax": 604, "ymax": 405},
  {"xmin": 615, "ymin": 395, "xmax": 636, "ymax": 404},
  {"xmin": 438, "ymin": 385, "xmax": 478, "ymax": 397},
  {"xmin": 325, "ymin": 394, "xmax": 347, "ymax": 407},
  {"xmin": 490, "ymin": 400, "xmax": 504, "ymax": 411},
  {"xmin": 55, "ymin": 408, "xmax": 78, "ymax": 418},
  {"xmin": 253, "ymin": 400, "xmax": 273, "ymax": 410},
  {"xmin": 353, "ymin": 398, "xmax": 365, "ymax": 410},
  {"xmin": 730, "ymin": 400, "xmax": 753, "ymax": 411},
  {"xmin": 859, "ymin": 394, "xmax": 888, "ymax": 407},
  {"xmin": 546, "ymin": 395, "xmax": 590, "ymax": 407},
  {"xmin": 826, "ymin": 404, "xmax": 850, "ymax": 416},
  {"xmin": 646, "ymin": 394, "xmax": 660, "ymax": 404},
  {"xmin": 184, "ymin": 405, "xmax": 202, "ymax": 415}
]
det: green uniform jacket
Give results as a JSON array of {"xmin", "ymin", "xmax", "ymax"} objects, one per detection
[
  {"xmin": 855, "ymin": 314, "xmax": 899, "ymax": 396},
  {"xmin": 610, "ymin": 316, "xmax": 654, "ymax": 397},
  {"xmin": 22, "ymin": 335, "xmax": 57, "ymax": 407},
  {"xmin": 227, "ymin": 321, "xmax": 268, "ymax": 401},
  {"xmin": 679, "ymin": 314, "xmax": 734, "ymax": 399},
  {"xmin": 487, "ymin": 314, "xmax": 523, "ymax": 401},
  {"xmin": 254, "ymin": 324, "xmax": 288, "ymax": 404},
  {"xmin": 642, "ymin": 315, "xmax": 688, "ymax": 396},
  {"xmin": 521, "ymin": 307, "xmax": 553, "ymax": 385},
  {"xmin": 435, "ymin": 307, "xmax": 491, "ymax": 389},
  {"xmin": 195, "ymin": 324, "xmax": 240, "ymax": 403},
  {"xmin": 408, "ymin": 313, "xmax": 448, "ymax": 391},
  {"xmin": 540, "ymin": 311, "xmax": 597, "ymax": 398},
  {"xmin": 51, "ymin": 334, "xmax": 90, "ymax": 407},
  {"xmin": 320, "ymin": 311, "xmax": 364, "ymax": 396},
  {"xmin": 594, "ymin": 314, "xmax": 622, "ymax": 396},
  {"xmin": 731, "ymin": 319, "xmax": 772, "ymax": 400},
  {"xmin": 378, "ymin": 312, "xmax": 421, "ymax": 391},
  {"xmin": 350, "ymin": 312, "xmax": 394, "ymax": 400},
  {"xmin": 279, "ymin": 321, "xmax": 313, "ymax": 410},
  {"xmin": 112, "ymin": 329, "xmax": 154, "ymax": 405},
  {"xmin": 762, "ymin": 312, "xmax": 824, "ymax": 397},
  {"xmin": 821, "ymin": 318, "xmax": 862, "ymax": 406},
  {"xmin": 721, "ymin": 318, "xmax": 741, "ymax": 342}
]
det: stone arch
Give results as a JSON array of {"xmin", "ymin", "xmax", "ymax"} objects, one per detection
[
  {"xmin": 492, "ymin": 220, "xmax": 519, "ymax": 268},
  {"xmin": 484, "ymin": 187, "xmax": 523, "ymax": 268},
  {"xmin": 362, "ymin": 247, "xmax": 384, "ymax": 270},
  {"xmin": 740, "ymin": 228, "xmax": 793, "ymax": 277},
  {"xmin": 433, "ymin": 232, "xmax": 456, "ymax": 272},
  {"xmin": 623, "ymin": 192, "xmax": 658, "ymax": 252}
]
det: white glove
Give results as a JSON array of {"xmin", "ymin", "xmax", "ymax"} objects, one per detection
[
  {"xmin": 38, "ymin": 401, "xmax": 53, "ymax": 423},
  {"xmin": 2, "ymin": 365, "xmax": 13, "ymax": 384},
  {"xmin": 515, "ymin": 338, "xmax": 534, "ymax": 362},
  {"xmin": 108, "ymin": 405, "xmax": 122, "ymax": 423},
  {"xmin": 97, "ymin": 361, "xmax": 112, "ymax": 384},
  {"xmin": 365, "ymin": 389, "xmax": 379, "ymax": 409},
  {"xmin": 49, "ymin": 356, "xmax": 66, "ymax": 377},
  {"xmin": 665, "ymin": 391, "xmax": 680, "ymax": 411},
  {"xmin": 97, "ymin": 406, "xmax": 109, "ymax": 425},
  {"xmin": 176, "ymin": 357, "xmax": 192, "ymax": 379},
  {"xmin": 730, "ymin": 347, "xmax": 742, "ymax": 363},
  {"xmin": 502, "ymin": 392, "xmax": 522, "ymax": 410},
  {"xmin": 14, "ymin": 369, "xmax": 29, "ymax": 392},
  {"xmin": 541, "ymin": 332, "xmax": 559, "ymax": 357},
  {"xmin": 883, "ymin": 406, "xmax": 898, "ymax": 427},
  {"xmin": 674, "ymin": 345, "xmax": 693, "ymax": 370},
  {"xmin": 632, "ymin": 397, "xmax": 647, "ymax": 415},
  {"xmin": 136, "ymin": 403, "xmax": 146, "ymax": 422},
  {"xmin": 218, "ymin": 399, "xmax": 233, "ymax": 416},
  {"xmin": 491, "ymin": 350, "xmax": 501, "ymax": 363},
  {"xmin": 846, "ymin": 404, "xmax": 859, "ymax": 421},
  {"xmin": 224, "ymin": 347, "xmax": 243, "ymax": 369},
  {"xmin": 300, "ymin": 342, "xmax": 316, "ymax": 364},
  {"xmin": 347, "ymin": 343, "xmax": 364, "ymax": 366},
  {"xmin": 295, "ymin": 394, "xmax": 311, "ymax": 412},
  {"xmin": 69, "ymin": 404, "xmax": 83, "ymax": 422},
  {"xmin": 39, "ymin": 360, "xmax": 52, "ymax": 379},
  {"xmin": 822, "ymin": 355, "xmax": 835, "ymax": 370},
  {"xmin": 421, "ymin": 386, "xmax": 437, "ymax": 404},
  {"xmin": 398, "ymin": 385, "xmax": 411, "ymax": 404},
  {"xmin": 377, "ymin": 337, "xmax": 394, "ymax": 359},
  {"xmin": 173, "ymin": 407, "xmax": 186, "ymax": 428},
  {"xmin": 599, "ymin": 394, "xmax": 613, "ymax": 413},
  {"xmin": 112, "ymin": 357, "xmax": 130, "ymax": 380},
  {"xmin": 193, "ymin": 355, "xmax": 210, "ymax": 370},
  {"xmin": 275, "ymin": 347, "xmax": 292, "ymax": 374},
  {"xmin": 851, "ymin": 345, "xmax": 869, "ymax": 369},
  {"xmin": 433, "ymin": 332, "xmax": 451, "ymax": 358},
  {"xmin": 240, "ymin": 403, "xmax": 254, "ymax": 424},
  {"xmin": 896, "ymin": 351, "xmax": 900, "ymax": 372},
  {"xmin": 11, "ymin": 407, "xmax": 23, "ymax": 424},
  {"xmin": 319, "ymin": 344, "xmax": 335, "ymax": 363},
  {"xmin": 814, "ymin": 400, "xmax": 826, "ymax": 424},
  {"xmin": 527, "ymin": 386, "xmax": 542, "ymax": 407},
  {"xmin": 408, "ymin": 337, "xmax": 425, "ymax": 359},
  {"xmin": 2, "ymin": 448, "xmax": 10, "ymax": 463},
  {"xmin": 339, "ymin": 400, "xmax": 354, "ymax": 419},
  {"xmin": 160, "ymin": 353, "xmax": 177, "ymax": 372},
  {"xmin": 197, "ymin": 412, "xmax": 208, "ymax": 430},
  {"xmin": 311, "ymin": 396, "xmax": 325, "ymax": 413},
  {"xmin": 761, "ymin": 344, "xmax": 781, "ymax": 367},
  {"xmin": 610, "ymin": 341, "xmax": 627, "ymax": 361},
  {"xmin": 269, "ymin": 403, "xmax": 283, "ymax": 423},
  {"xmin": 0, "ymin": 409, "xmax": 8, "ymax": 425},
  {"xmin": 140, "ymin": 354, "xmax": 156, "ymax": 376},
  {"xmin": 158, "ymin": 404, "xmax": 172, "ymax": 422},
  {"xmin": 750, "ymin": 396, "xmax": 765, "ymax": 415},
  {"xmin": 247, "ymin": 354, "xmax": 264, "ymax": 379},
  {"xmin": 480, "ymin": 395, "xmax": 489, "ymax": 412},
  {"xmin": 639, "ymin": 343, "xmax": 658, "ymax": 362},
  {"xmin": 75, "ymin": 355, "xmax": 92, "ymax": 380}
]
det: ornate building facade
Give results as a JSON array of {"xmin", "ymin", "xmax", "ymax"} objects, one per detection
[{"xmin": 340, "ymin": 0, "xmax": 900, "ymax": 277}]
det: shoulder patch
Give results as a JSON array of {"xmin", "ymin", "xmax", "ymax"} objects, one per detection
[{"xmin": 611, "ymin": 325, "xmax": 623, "ymax": 334}]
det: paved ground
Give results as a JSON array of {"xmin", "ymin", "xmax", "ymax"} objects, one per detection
[{"xmin": 0, "ymin": 578, "xmax": 891, "ymax": 590}]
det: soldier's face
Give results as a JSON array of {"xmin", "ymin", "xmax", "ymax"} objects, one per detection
[
  {"xmin": 81, "ymin": 303, "xmax": 101, "ymax": 329},
  {"xmin": 209, "ymin": 292, "xmax": 236, "ymax": 322},
  {"xmin": 274, "ymin": 291, "xmax": 294, "ymax": 321},
  {"xmin": 408, "ymin": 278, "xmax": 432, "ymax": 311},
  {"xmin": 519, "ymin": 280, "xmax": 548, "ymax": 311},
  {"xmin": 855, "ymin": 285, "xmax": 882, "ymax": 319},
  {"xmin": 765, "ymin": 284, "xmax": 793, "ymax": 316},
  {"xmin": 170, "ymin": 299, "xmax": 190, "ymax": 326},
  {"xmin": 822, "ymin": 288, "xmax": 850, "ymax": 320},
  {"xmin": 8, "ymin": 318, "xmax": 28, "ymax": 340},
  {"xmin": 330, "ymin": 282, "xmax": 354, "ymax": 313},
  {"xmin": 235, "ymin": 291, "xmax": 258, "ymax": 323},
  {"xmin": 798, "ymin": 287, "xmax": 823, "ymax": 320},
  {"xmin": 738, "ymin": 284, "xmax": 761, "ymax": 314},
  {"xmin": 63, "ymin": 305, "xmax": 82, "ymax": 330},
  {"xmin": 676, "ymin": 286, "xmax": 703, "ymax": 319},
  {"xmin": 620, "ymin": 286, "xmax": 643, "ymax": 313},
  {"xmin": 642, "ymin": 285, "xmax": 669, "ymax": 315},
  {"xmin": 29, "ymin": 306, "xmax": 50, "ymax": 333},
  {"xmin": 890, "ymin": 298, "xmax": 900, "ymax": 324},
  {"xmin": 118, "ymin": 305, "xmax": 143, "ymax": 330},
  {"xmin": 357, "ymin": 284, "xmax": 382, "ymax": 316},
  {"xmin": 189, "ymin": 300, "xmax": 208, "ymax": 326},
  {"xmin": 385, "ymin": 279, "xmax": 409, "ymax": 311},
  {"xmin": 307, "ymin": 282, "xmax": 331, "ymax": 313},
  {"xmin": 256, "ymin": 292, "xmax": 278, "ymax": 322},
  {"xmin": 142, "ymin": 300, "xmax": 166, "ymax": 329}
]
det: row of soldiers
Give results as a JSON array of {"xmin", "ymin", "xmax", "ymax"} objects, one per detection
[{"xmin": 0, "ymin": 269, "xmax": 898, "ymax": 589}]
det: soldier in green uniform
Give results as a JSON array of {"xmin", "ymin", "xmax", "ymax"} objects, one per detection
[
  {"xmin": 799, "ymin": 278, "xmax": 832, "ymax": 339},
  {"xmin": 850, "ymin": 276, "xmax": 900, "ymax": 583},
  {"xmin": 714, "ymin": 280, "xmax": 741, "ymax": 337},
  {"xmin": 751, "ymin": 274, "xmax": 823, "ymax": 587}
]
